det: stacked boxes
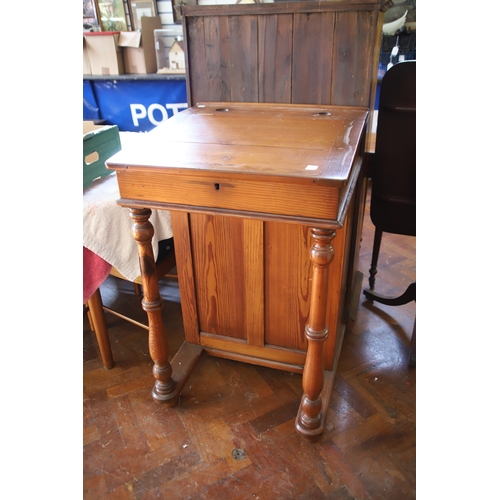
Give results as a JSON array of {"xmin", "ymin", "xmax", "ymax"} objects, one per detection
[
  {"xmin": 83, "ymin": 16, "xmax": 162, "ymax": 75},
  {"xmin": 118, "ymin": 17, "xmax": 162, "ymax": 74}
]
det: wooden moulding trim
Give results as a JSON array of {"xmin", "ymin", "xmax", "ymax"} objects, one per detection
[
  {"xmin": 336, "ymin": 155, "xmax": 364, "ymax": 228},
  {"xmin": 117, "ymin": 200, "xmax": 344, "ymax": 230},
  {"xmin": 200, "ymin": 332, "xmax": 307, "ymax": 369},
  {"xmin": 111, "ymin": 164, "xmax": 349, "ymax": 188},
  {"xmin": 182, "ymin": 1, "xmax": 380, "ymax": 18},
  {"xmin": 203, "ymin": 347, "xmax": 305, "ymax": 375}
]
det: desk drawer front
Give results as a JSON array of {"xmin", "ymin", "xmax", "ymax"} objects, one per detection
[{"xmin": 116, "ymin": 170, "xmax": 339, "ymax": 220}]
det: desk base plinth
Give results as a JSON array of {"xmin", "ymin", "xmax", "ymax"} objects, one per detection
[{"xmin": 153, "ymin": 341, "xmax": 204, "ymax": 406}]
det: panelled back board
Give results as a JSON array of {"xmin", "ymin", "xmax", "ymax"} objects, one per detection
[{"xmin": 182, "ymin": 0, "xmax": 387, "ymax": 112}]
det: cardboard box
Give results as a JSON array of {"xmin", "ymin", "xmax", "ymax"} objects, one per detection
[
  {"xmin": 119, "ymin": 17, "xmax": 162, "ymax": 74},
  {"xmin": 84, "ymin": 32, "xmax": 124, "ymax": 76},
  {"xmin": 83, "ymin": 35, "xmax": 91, "ymax": 75},
  {"xmin": 83, "ymin": 122, "xmax": 121, "ymax": 189}
]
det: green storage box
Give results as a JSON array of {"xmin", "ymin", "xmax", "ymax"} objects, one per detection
[{"xmin": 83, "ymin": 123, "xmax": 121, "ymax": 189}]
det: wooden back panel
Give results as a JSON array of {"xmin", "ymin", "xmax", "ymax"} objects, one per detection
[{"xmin": 182, "ymin": 0, "xmax": 387, "ymax": 111}]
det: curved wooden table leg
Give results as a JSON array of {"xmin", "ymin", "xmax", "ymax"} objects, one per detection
[
  {"xmin": 363, "ymin": 282, "xmax": 416, "ymax": 306},
  {"xmin": 129, "ymin": 208, "xmax": 178, "ymax": 406},
  {"xmin": 296, "ymin": 228, "xmax": 336, "ymax": 440}
]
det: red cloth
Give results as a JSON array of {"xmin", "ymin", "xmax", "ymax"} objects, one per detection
[{"xmin": 83, "ymin": 246, "xmax": 112, "ymax": 304}]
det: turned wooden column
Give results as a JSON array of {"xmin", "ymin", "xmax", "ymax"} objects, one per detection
[
  {"xmin": 296, "ymin": 227, "xmax": 336, "ymax": 440},
  {"xmin": 129, "ymin": 207, "xmax": 178, "ymax": 406}
]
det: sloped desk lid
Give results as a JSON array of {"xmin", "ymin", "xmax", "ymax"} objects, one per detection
[{"xmin": 106, "ymin": 102, "xmax": 368, "ymax": 188}]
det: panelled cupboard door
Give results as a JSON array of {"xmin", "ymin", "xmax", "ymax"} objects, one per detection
[
  {"xmin": 171, "ymin": 211, "xmax": 352, "ymax": 372},
  {"xmin": 183, "ymin": 1, "xmax": 382, "ymax": 109}
]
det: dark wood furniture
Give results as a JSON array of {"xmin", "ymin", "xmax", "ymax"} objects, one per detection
[
  {"xmin": 106, "ymin": 0, "xmax": 390, "ymax": 440},
  {"xmin": 362, "ymin": 60, "xmax": 416, "ymax": 364}
]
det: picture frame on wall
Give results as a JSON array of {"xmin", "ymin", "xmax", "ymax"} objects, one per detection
[
  {"xmin": 97, "ymin": 0, "xmax": 128, "ymax": 31},
  {"xmin": 171, "ymin": 0, "xmax": 197, "ymax": 24},
  {"xmin": 84, "ymin": 0, "xmax": 102, "ymax": 31},
  {"xmin": 129, "ymin": 0, "xmax": 158, "ymax": 31}
]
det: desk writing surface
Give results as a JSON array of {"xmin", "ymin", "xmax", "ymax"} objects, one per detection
[
  {"xmin": 106, "ymin": 102, "xmax": 368, "ymax": 225},
  {"xmin": 107, "ymin": 103, "xmax": 367, "ymax": 183}
]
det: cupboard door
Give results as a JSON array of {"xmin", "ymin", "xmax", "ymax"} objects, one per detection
[
  {"xmin": 175, "ymin": 212, "xmax": 265, "ymax": 344},
  {"xmin": 172, "ymin": 208, "xmax": 353, "ymax": 372}
]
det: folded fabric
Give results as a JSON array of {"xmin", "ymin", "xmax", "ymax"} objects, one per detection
[{"xmin": 83, "ymin": 172, "xmax": 173, "ymax": 283}]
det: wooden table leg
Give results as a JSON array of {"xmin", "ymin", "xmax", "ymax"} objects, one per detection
[
  {"xmin": 87, "ymin": 288, "xmax": 114, "ymax": 370},
  {"xmin": 295, "ymin": 227, "xmax": 336, "ymax": 440},
  {"xmin": 129, "ymin": 208, "xmax": 178, "ymax": 406}
]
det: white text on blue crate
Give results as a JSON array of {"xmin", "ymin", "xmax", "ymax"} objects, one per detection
[{"xmin": 130, "ymin": 103, "xmax": 188, "ymax": 127}]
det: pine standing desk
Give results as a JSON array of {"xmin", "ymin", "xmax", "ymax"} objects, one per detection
[{"xmin": 106, "ymin": 102, "xmax": 368, "ymax": 440}]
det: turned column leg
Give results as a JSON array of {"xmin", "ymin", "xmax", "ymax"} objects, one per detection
[
  {"xmin": 129, "ymin": 207, "xmax": 178, "ymax": 406},
  {"xmin": 296, "ymin": 227, "xmax": 336, "ymax": 440}
]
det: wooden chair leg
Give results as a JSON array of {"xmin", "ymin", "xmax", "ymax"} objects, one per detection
[
  {"xmin": 87, "ymin": 288, "xmax": 114, "ymax": 369},
  {"xmin": 368, "ymin": 226, "xmax": 383, "ymax": 289}
]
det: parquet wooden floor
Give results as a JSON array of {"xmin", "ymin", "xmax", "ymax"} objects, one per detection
[{"xmin": 83, "ymin": 186, "xmax": 416, "ymax": 499}]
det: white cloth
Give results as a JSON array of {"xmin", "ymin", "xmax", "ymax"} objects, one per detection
[{"xmin": 83, "ymin": 142, "xmax": 173, "ymax": 282}]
